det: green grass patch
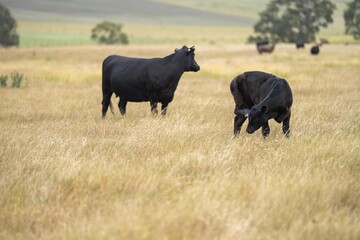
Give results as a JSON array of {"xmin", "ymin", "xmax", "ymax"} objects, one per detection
[
  {"xmin": 18, "ymin": 21, "xmax": 95, "ymax": 47},
  {"xmin": 17, "ymin": 21, "xmax": 255, "ymax": 47},
  {"xmin": 16, "ymin": 18, "xmax": 360, "ymax": 47},
  {"xmin": 20, "ymin": 32, "xmax": 94, "ymax": 47}
]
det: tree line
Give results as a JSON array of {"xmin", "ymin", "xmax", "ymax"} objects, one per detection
[{"xmin": 249, "ymin": 0, "xmax": 360, "ymax": 43}]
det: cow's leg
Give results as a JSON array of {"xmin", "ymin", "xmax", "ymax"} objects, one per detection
[
  {"xmin": 161, "ymin": 102, "xmax": 168, "ymax": 116},
  {"xmin": 234, "ymin": 114, "xmax": 246, "ymax": 136},
  {"xmin": 282, "ymin": 115, "xmax": 291, "ymax": 137},
  {"xmin": 150, "ymin": 101, "xmax": 158, "ymax": 116},
  {"xmin": 118, "ymin": 99, "xmax": 127, "ymax": 115},
  {"xmin": 102, "ymin": 92, "xmax": 113, "ymax": 118},
  {"xmin": 262, "ymin": 121, "xmax": 270, "ymax": 138}
]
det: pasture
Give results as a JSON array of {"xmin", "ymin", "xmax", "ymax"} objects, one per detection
[{"xmin": 1, "ymin": 43, "xmax": 360, "ymax": 239}]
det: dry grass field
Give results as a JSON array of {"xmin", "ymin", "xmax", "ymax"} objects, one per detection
[{"xmin": 1, "ymin": 44, "xmax": 360, "ymax": 239}]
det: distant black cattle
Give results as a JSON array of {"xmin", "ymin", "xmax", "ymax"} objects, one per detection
[
  {"xmin": 230, "ymin": 71, "xmax": 293, "ymax": 137},
  {"xmin": 256, "ymin": 41, "xmax": 275, "ymax": 54},
  {"xmin": 296, "ymin": 41, "xmax": 305, "ymax": 49},
  {"xmin": 101, "ymin": 46, "xmax": 200, "ymax": 118},
  {"xmin": 310, "ymin": 45, "xmax": 320, "ymax": 55},
  {"xmin": 256, "ymin": 40, "xmax": 269, "ymax": 46}
]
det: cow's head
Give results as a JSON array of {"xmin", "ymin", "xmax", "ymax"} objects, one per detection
[
  {"xmin": 245, "ymin": 105, "xmax": 268, "ymax": 134},
  {"xmin": 175, "ymin": 45, "xmax": 200, "ymax": 72}
]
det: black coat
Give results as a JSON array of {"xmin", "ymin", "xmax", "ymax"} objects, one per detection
[
  {"xmin": 230, "ymin": 71, "xmax": 293, "ymax": 137},
  {"xmin": 101, "ymin": 46, "xmax": 200, "ymax": 117}
]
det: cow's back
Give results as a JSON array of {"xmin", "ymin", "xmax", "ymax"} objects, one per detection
[
  {"xmin": 246, "ymin": 71, "xmax": 292, "ymax": 107},
  {"xmin": 103, "ymin": 55, "xmax": 152, "ymax": 102},
  {"xmin": 104, "ymin": 55, "xmax": 148, "ymax": 79},
  {"xmin": 232, "ymin": 71, "xmax": 292, "ymax": 106},
  {"xmin": 242, "ymin": 71, "xmax": 275, "ymax": 103}
]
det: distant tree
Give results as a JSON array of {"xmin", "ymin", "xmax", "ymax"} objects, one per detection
[
  {"xmin": 344, "ymin": 0, "xmax": 360, "ymax": 40},
  {"xmin": 91, "ymin": 21, "xmax": 129, "ymax": 45},
  {"xmin": 249, "ymin": 0, "xmax": 336, "ymax": 43},
  {"xmin": 0, "ymin": 3, "xmax": 19, "ymax": 47}
]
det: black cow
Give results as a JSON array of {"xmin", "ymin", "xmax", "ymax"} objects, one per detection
[
  {"xmin": 296, "ymin": 41, "xmax": 305, "ymax": 49},
  {"xmin": 256, "ymin": 40, "xmax": 269, "ymax": 46},
  {"xmin": 256, "ymin": 42, "xmax": 275, "ymax": 54},
  {"xmin": 230, "ymin": 71, "xmax": 293, "ymax": 138},
  {"xmin": 101, "ymin": 46, "xmax": 200, "ymax": 118},
  {"xmin": 311, "ymin": 42, "xmax": 323, "ymax": 55},
  {"xmin": 310, "ymin": 45, "xmax": 320, "ymax": 55}
]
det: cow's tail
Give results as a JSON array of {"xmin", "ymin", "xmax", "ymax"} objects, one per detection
[
  {"xmin": 102, "ymin": 58, "xmax": 114, "ymax": 118},
  {"xmin": 230, "ymin": 74, "xmax": 245, "ymax": 108}
]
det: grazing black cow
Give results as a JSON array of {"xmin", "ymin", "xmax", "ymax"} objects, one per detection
[
  {"xmin": 311, "ymin": 42, "xmax": 323, "ymax": 55},
  {"xmin": 101, "ymin": 46, "xmax": 200, "ymax": 118},
  {"xmin": 230, "ymin": 71, "xmax": 293, "ymax": 138},
  {"xmin": 310, "ymin": 45, "xmax": 320, "ymax": 55},
  {"xmin": 256, "ymin": 40, "xmax": 269, "ymax": 46},
  {"xmin": 256, "ymin": 42, "xmax": 275, "ymax": 54}
]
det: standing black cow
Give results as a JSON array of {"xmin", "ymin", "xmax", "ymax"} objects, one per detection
[
  {"xmin": 296, "ymin": 41, "xmax": 305, "ymax": 49},
  {"xmin": 256, "ymin": 41, "xmax": 275, "ymax": 54},
  {"xmin": 230, "ymin": 71, "xmax": 293, "ymax": 138},
  {"xmin": 101, "ymin": 46, "xmax": 200, "ymax": 118},
  {"xmin": 257, "ymin": 43, "xmax": 275, "ymax": 54}
]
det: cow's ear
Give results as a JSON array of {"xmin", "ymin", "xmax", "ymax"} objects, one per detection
[
  {"xmin": 261, "ymin": 105, "xmax": 268, "ymax": 113},
  {"xmin": 187, "ymin": 47, "xmax": 195, "ymax": 55},
  {"xmin": 235, "ymin": 108, "xmax": 250, "ymax": 117},
  {"xmin": 244, "ymin": 108, "xmax": 250, "ymax": 118}
]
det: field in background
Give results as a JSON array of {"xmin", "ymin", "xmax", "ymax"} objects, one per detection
[
  {"xmin": 4, "ymin": 0, "xmax": 358, "ymax": 47},
  {"xmin": 17, "ymin": 21, "xmax": 358, "ymax": 47},
  {"xmin": 17, "ymin": 22, "xmax": 255, "ymax": 47},
  {"xmin": 1, "ymin": 44, "xmax": 359, "ymax": 239}
]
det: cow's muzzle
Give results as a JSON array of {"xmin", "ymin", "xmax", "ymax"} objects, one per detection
[
  {"xmin": 193, "ymin": 65, "xmax": 200, "ymax": 72},
  {"xmin": 246, "ymin": 128, "xmax": 255, "ymax": 134}
]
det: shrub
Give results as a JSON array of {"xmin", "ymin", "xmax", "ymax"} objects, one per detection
[
  {"xmin": 11, "ymin": 72, "xmax": 23, "ymax": 88},
  {"xmin": 91, "ymin": 21, "xmax": 129, "ymax": 45},
  {"xmin": 319, "ymin": 38, "xmax": 330, "ymax": 44},
  {"xmin": 0, "ymin": 75, "xmax": 8, "ymax": 87}
]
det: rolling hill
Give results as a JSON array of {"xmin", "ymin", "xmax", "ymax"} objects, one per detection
[
  {"xmin": 2, "ymin": 0, "xmax": 352, "ymax": 28},
  {"xmin": 2, "ymin": 0, "xmax": 255, "ymax": 26}
]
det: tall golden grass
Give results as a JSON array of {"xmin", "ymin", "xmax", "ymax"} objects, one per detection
[{"xmin": 1, "ymin": 44, "xmax": 359, "ymax": 239}]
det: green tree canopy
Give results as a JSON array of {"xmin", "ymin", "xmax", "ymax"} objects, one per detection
[
  {"xmin": 0, "ymin": 3, "xmax": 19, "ymax": 47},
  {"xmin": 249, "ymin": 0, "xmax": 336, "ymax": 43},
  {"xmin": 91, "ymin": 21, "xmax": 129, "ymax": 45},
  {"xmin": 344, "ymin": 0, "xmax": 360, "ymax": 40}
]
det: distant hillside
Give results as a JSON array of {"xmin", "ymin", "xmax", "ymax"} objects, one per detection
[
  {"xmin": 2, "ymin": 0, "xmax": 352, "ymax": 28},
  {"xmin": 155, "ymin": 0, "xmax": 352, "ymax": 28},
  {"xmin": 1, "ymin": 0, "xmax": 255, "ymax": 26},
  {"xmin": 154, "ymin": 0, "xmax": 269, "ymax": 20}
]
